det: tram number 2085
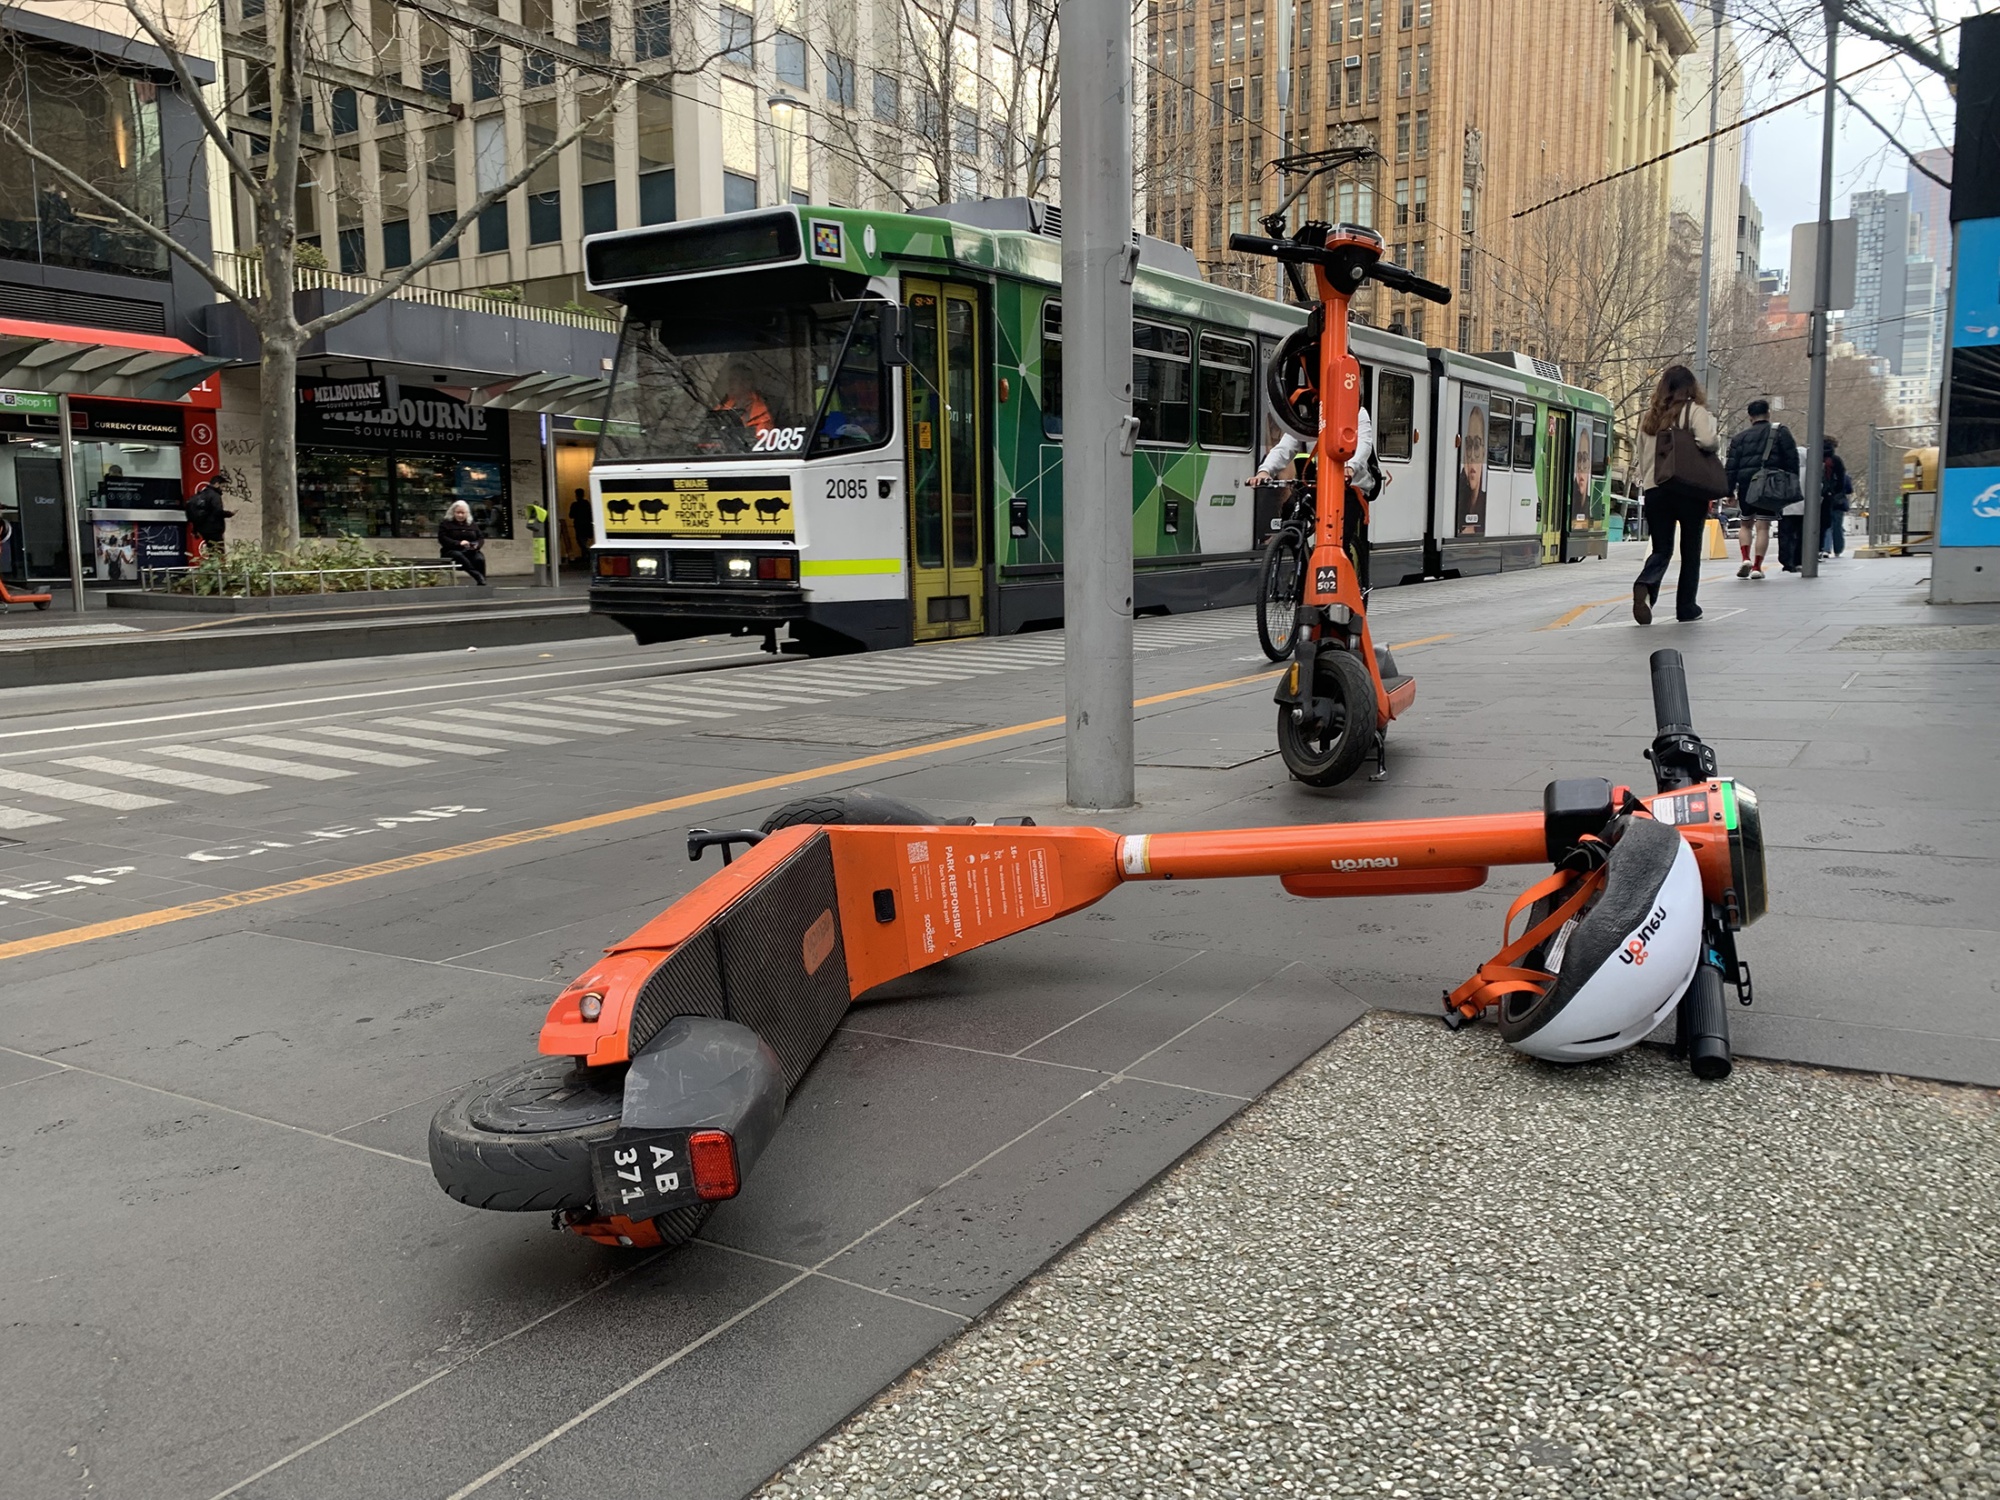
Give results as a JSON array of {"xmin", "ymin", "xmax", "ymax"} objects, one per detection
[
  {"xmin": 824, "ymin": 477, "xmax": 868, "ymax": 499},
  {"xmin": 751, "ymin": 426, "xmax": 809, "ymax": 453}
]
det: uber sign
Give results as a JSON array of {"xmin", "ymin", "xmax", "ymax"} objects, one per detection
[{"xmin": 297, "ymin": 374, "xmax": 400, "ymax": 414}]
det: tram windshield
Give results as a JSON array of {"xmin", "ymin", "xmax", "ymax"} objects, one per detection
[{"xmin": 598, "ymin": 298, "xmax": 892, "ymax": 463}]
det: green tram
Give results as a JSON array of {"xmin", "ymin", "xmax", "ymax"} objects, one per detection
[{"xmin": 581, "ymin": 199, "xmax": 1614, "ymax": 653}]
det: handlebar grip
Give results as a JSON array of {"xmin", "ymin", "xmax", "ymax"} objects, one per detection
[
  {"xmin": 1368, "ymin": 261, "xmax": 1454, "ymax": 304},
  {"xmin": 1228, "ymin": 233, "xmax": 1292, "ymax": 258},
  {"xmin": 1649, "ymin": 649, "xmax": 1694, "ymax": 738}
]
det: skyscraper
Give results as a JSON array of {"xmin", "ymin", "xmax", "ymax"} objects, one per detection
[{"xmin": 1850, "ymin": 189, "xmax": 1910, "ymax": 371}]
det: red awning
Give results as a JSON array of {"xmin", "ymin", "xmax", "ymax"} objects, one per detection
[{"xmin": 0, "ymin": 317, "xmax": 229, "ymax": 403}]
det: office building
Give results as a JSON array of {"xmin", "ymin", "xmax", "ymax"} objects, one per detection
[
  {"xmin": 1668, "ymin": 3, "xmax": 1744, "ymax": 298},
  {"xmin": 1850, "ymin": 188, "xmax": 1910, "ymax": 371}
]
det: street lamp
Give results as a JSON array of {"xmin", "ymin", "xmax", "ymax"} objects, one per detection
[{"xmin": 768, "ymin": 93, "xmax": 802, "ymax": 206}]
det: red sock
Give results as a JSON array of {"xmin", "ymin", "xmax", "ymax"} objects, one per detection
[
  {"xmin": 1739, "ymin": 541, "xmax": 1751, "ymax": 559},
  {"xmin": 1753, "ymin": 554, "xmax": 1764, "ymax": 569}
]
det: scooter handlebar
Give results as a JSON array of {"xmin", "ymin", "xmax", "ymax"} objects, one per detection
[
  {"xmin": 1649, "ymin": 649, "xmax": 1694, "ymax": 738},
  {"xmin": 1226, "ymin": 235, "xmax": 1452, "ymax": 304}
]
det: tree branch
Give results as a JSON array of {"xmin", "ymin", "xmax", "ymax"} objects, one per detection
[
  {"xmin": 119, "ymin": 0, "xmax": 265, "ymax": 191},
  {"xmin": 0, "ymin": 119, "xmax": 255, "ymax": 314},
  {"xmin": 1836, "ymin": 80, "xmax": 1952, "ymax": 185},
  {"xmin": 301, "ymin": 81, "xmax": 628, "ymax": 335},
  {"xmin": 1838, "ymin": 2, "xmax": 1957, "ymax": 87}
]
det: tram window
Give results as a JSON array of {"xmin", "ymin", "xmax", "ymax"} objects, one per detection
[
  {"xmin": 1589, "ymin": 415, "xmax": 1609, "ymax": 476},
  {"xmin": 1376, "ymin": 370, "xmax": 1414, "ymax": 459},
  {"xmin": 1133, "ymin": 320, "xmax": 1192, "ymax": 445},
  {"xmin": 1513, "ymin": 402, "xmax": 1538, "ymax": 469},
  {"xmin": 1486, "ymin": 396, "xmax": 1514, "ymax": 470},
  {"xmin": 1041, "ymin": 299, "xmax": 1062, "ymax": 438},
  {"xmin": 1197, "ymin": 332, "xmax": 1254, "ymax": 449}
]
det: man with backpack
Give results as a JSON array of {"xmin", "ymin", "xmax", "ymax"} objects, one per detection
[
  {"xmin": 1723, "ymin": 399, "xmax": 1800, "ymax": 580},
  {"xmin": 183, "ymin": 479, "xmax": 233, "ymax": 559}
]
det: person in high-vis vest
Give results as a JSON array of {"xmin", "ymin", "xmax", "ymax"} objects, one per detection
[{"xmin": 527, "ymin": 501, "xmax": 550, "ymax": 585}]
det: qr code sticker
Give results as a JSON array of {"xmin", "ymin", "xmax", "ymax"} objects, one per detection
[{"xmin": 906, "ymin": 840, "xmax": 930, "ymax": 863}]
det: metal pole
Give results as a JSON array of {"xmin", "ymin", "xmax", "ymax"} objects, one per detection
[
  {"xmin": 1801, "ymin": 0, "xmax": 1838, "ymax": 579},
  {"xmin": 542, "ymin": 412, "xmax": 560, "ymax": 589},
  {"xmin": 1693, "ymin": 0, "xmax": 1724, "ymax": 389},
  {"xmin": 1060, "ymin": 0, "xmax": 1136, "ymax": 810},
  {"xmin": 56, "ymin": 393, "xmax": 86, "ymax": 613}
]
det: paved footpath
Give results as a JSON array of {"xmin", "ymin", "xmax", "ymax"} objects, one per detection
[{"xmin": 0, "ymin": 547, "xmax": 1994, "ymax": 1499}]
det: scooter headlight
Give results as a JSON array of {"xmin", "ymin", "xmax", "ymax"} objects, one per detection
[{"xmin": 1722, "ymin": 780, "xmax": 1767, "ymax": 927}]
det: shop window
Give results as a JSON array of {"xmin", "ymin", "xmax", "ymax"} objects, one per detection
[
  {"xmin": 528, "ymin": 189, "xmax": 561, "ymax": 243},
  {"xmin": 1376, "ymin": 370, "xmax": 1414, "ymax": 458},
  {"xmin": 477, "ymin": 199, "xmax": 509, "ymax": 253},
  {"xmin": 636, "ymin": 2, "xmax": 672, "ymax": 60},
  {"xmin": 297, "ymin": 398, "xmax": 512, "ymax": 542},
  {"xmin": 1041, "ymin": 298, "xmax": 1061, "ymax": 437},
  {"xmin": 0, "ymin": 45, "xmax": 170, "ymax": 277},
  {"xmin": 1133, "ymin": 320, "xmax": 1191, "ymax": 446},
  {"xmin": 1196, "ymin": 332, "xmax": 1253, "ymax": 450},
  {"xmin": 382, "ymin": 218, "xmax": 411, "ymax": 268}
]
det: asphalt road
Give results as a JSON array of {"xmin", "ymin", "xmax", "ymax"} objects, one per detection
[{"xmin": 1, "ymin": 549, "xmax": 1992, "ymax": 1499}]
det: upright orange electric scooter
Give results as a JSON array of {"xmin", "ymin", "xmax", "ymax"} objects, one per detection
[{"xmin": 1228, "ymin": 219, "xmax": 1453, "ymax": 786}]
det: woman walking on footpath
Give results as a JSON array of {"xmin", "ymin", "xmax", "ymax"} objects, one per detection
[
  {"xmin": 1631, "ymin": 365, "xmax": 1721, "ymax": 625},
  {"xmin": 438, "ymin": 500, "xmax": 488, "ymax": 584}
]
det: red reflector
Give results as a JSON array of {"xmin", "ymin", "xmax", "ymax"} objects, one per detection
[
  {"xmin": 756, "ymin": 556, "xmax": 778, "ymax": 579},
  {"xmin": 687, "ymin": 1130, "xmax": 740, "ymax": 1200}
]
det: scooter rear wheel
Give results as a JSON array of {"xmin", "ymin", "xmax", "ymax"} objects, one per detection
[
  {"xmin": 1256, "ymin": 528, "xmax": 1306, "ymax": 661},
  {"xmin": 430, "ymin": 1057, "xmax": 623, "ymax": 1213},
  {"xmin": 1276, "ymin": 647, "xmax": 1378, "ymax": 787}
]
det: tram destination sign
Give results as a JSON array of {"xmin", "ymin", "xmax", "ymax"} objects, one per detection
[{"xmin": 298, "ymin": 375, "xmax": 400, "ymax": 415}]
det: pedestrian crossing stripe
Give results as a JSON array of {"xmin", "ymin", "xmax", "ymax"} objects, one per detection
[{"xmin": 312, "ymin": 726, "xmax": 504, "ymax": 756}]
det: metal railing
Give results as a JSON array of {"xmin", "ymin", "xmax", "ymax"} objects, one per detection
[
  {"xmin": 139, "ymin": 561, "xmax": 467, "ymax": 597},
  {"xmin": 214, "ymin": 252, "xmax": 621, "ymax": 333}
]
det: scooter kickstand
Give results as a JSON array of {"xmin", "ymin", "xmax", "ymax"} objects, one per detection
[{"xmin": 1369, "ymin": 731, "xmax": 1390, "ymax": 782}]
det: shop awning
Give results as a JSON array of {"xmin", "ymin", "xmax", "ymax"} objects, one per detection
[
  {"xmin": 0, "ymin": 318, "xmax": 230, "ymax": 402},
  {"xmin": 472, "ymin": 371, "xmax": 611, "ymax": 419}
]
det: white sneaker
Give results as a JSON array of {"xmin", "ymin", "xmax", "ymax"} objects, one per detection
[
  {"xmin": 1750, "ymin": 567, "xmax": 1765, "ymax": 580},
  {"xmin": 1737, "ymin": 562, "xmax": 1752, "ymax": 578}
]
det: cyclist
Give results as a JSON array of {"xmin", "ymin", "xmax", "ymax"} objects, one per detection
[{"xmin": 1252, "ymin": 400, "xmax": 1381, "ymax": 590}]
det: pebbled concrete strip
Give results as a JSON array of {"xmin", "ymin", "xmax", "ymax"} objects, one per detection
[{"xmin": 762, "ymin": 1014, "xmax": 2000, "ymax": 1500}]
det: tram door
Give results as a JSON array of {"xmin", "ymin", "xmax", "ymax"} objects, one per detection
[
  {"xmin": 1539, "ymin": 407, "xmax": 1572, "ymax": 564},
  {"xmin": 903, "ymin": 280, "xmax": 985, "ymax": 640}
]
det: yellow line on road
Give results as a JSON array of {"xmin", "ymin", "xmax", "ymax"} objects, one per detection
[
  {"xmin": 1390, "ymin": 633, "xmax": 1453, "ymax": 650},
  {"xmin": 0, "ymin": 669, "xmax": 1280, "ymax": 965},
  {"xmin": 1540, "ymin": 593, "xmax": 1638, "ymax": 631}
]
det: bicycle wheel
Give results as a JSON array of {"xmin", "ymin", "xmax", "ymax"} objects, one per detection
[
  {"xmin": 1266, "ymin": 327, "xmax": 1319, "ymax": 441},
  {"xmin": 1256, "ymin": 527, "xmax": 1307, "ymax": 661}
]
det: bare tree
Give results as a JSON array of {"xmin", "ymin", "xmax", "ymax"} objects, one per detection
[
  {"xmin": 0, "ymin": 0, "xmax": 731, "ymax": 545},
  {"xmin": 813, "ymin": 0, "xmax": 1057, "ymax": 212}
]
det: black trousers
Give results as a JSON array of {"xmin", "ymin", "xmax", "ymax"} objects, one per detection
[
  {"xmin": 1635, "ymin": 489, "xmax": 1708, "ymax": 621},
  {"xmin": 1777, "ymin": 515, "xmax": 1803, "ymax": 571},
  {"xmin": 447, "ymin": 548, "xmax": 487, "ymax": 583}
]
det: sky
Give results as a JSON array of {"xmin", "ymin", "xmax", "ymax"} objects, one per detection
[{"xmin": 1735, "ymin": 7, "xmax": 1965, "ymax": 273}]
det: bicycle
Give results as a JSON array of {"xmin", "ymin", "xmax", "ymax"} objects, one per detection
[{"xmin": 1253, "ymin": 470, "xmax": 1314, "ymax": 661}]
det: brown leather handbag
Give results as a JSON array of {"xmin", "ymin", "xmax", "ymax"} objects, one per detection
[{"xmin": 1651, "ymin": 405, "xmax": 1729, "ymax": 503}]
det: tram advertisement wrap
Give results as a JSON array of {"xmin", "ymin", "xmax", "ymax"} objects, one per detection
[{"xmin": 601, "ymin": 475, "xmax": 796, "ymax": 538}]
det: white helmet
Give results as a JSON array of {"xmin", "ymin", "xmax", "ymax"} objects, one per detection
[{"xmin": 1499, "ymin": 815, "xmax": 1704, "ymax": 1063}]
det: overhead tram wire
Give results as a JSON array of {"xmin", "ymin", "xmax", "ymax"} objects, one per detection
[{"xmin": 1513, "ymin": 17, "xmax": 1962, "ymax": 221}]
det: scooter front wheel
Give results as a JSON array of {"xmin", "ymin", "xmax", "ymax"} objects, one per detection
[
  {"xmin": 1276, "ymin": 647, "xmax": 1378, "ymax": 787},
  {"xmin": 1256, "ymin": 528, "xmax": 1306, "ymax": 661}
]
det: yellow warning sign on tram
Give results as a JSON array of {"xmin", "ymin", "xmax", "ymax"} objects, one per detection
[{"xmin": 601, "ymin": 475, "xmax": 794, "ymax": 538}]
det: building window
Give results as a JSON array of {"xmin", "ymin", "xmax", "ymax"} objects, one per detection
[
  {"xmin": 1399, "ymin": 0, "xmax": 1413, "ymax": 26},
  {"xmin": 1458, "ymin": 313, "xmax": 1472, "ymax": 350},
  {"xmin": 1409, "ymin": 305, "xmax": 1424, "ymax": 340},
  {"xmin": 528, "ymin": 190, "xmax": 561, "ymax": 243},
  {"xmin": 1346, "ymin": 60, "xmax": 1361, "ymax": 106},
  {"xmin": 1300, "ymin": 2, "xmax": 1313, "ymax": 49},
  {"xmin": 1394, "ymin": 178, "xmax": 1409, "ymax": 225},
  {"xmin": 1418, "ymin": 0, "xmax": 1432, "ymax": 23},
  {"xmin": 1211, "ymin": 17, "xmax": 1224, "ymax": 64},
  {"xmin": 873, "ymin": 71, "xmax": 900, "ymax": 123},
  {"xmin": 1395, "ymin": 115, "xmax": 1409, "ymax": 161},
  {"xmin": 1397, "ymin": 46, "xmax": 1411, "ymax": 95},
  {"xmin": 1461, "ymin": 185, "xmax": 1475, "ymax": 233},
  {"xmin": 474, "ymin": 200, "xmax": 507, "ymax": 253},
  {"xmin": 1357, "ymin": 181, "xmax": 1375, "ymax": 226},
  {"xmin": 331, "ymin": 87, "xmax": 360, "ymax": 135},
  {"xmin": 429, "ymin": 209, "xmax": 459, "ymax": 254},
  {"xmin": 1410, "ymin": 237, "xmax": 1426, "ymax": 277},
  {"xmin": 1229, "ymin": 79, "xmax": 1244, "ymax": 118},
  {"xmin": 1459, "ymin": 246, "xmax": 1473, "ymax": 292},
  {"xmin": 1250, "ymin": 12, "xmax": 1264, "ymax": 56},
  {"xmin": 377, "ymin": 95, "xmax": 406, "ymax": 125},
  {"xmin": 1180, "ymin": 206, "xmax": 1193, "ymax": 247},
  {"xmin": 381, "ymin": 219, "xmax": 410, "ymax": 267},
  {"xmin": 1230, "ymin": 17, "xmax": 1244, "ymax": 61},
  {"xmin": 721, "ymin": 5, "xmax": 753, "ymax": 66},
  {"xmin": 776, "ymin": 32, "xmax": 807, "ymax": 88},
  {"xmin": 1414, "ymin": 109, "xmax": 1429, "ymax": 158},
  {"xmin": 338, "ymin": 225, "xmax": 364, "ymax": 273},
  {"xmin": 1249, "ymin": 76, "xmax": 1263, "ymax": 119},
  {"xmin": 639, "ymin": 170, "xmax": 675, "ymax": 223},
  {"xmin": 1133, "ymin": 321, "xmax": 1192, "ymax": 445},
  {"xmin": 636, "ymin": 3, "xmax": 672, "ymax": 60},
  {"xmin": 1413, "ymin": 175, "xmax": 1427, "ymax": 223},
  {"xmin": 827, "ymin": 52, "xmax": 856, "ymax": 108},
  {"xmin": 1207, "ymin": 203, "xmax": 1221, "ymax": 246},
  {"xmin": 421, "ymin": 60, "xmax": 451, "ymax": 98},
  {"xmin": 1416, "ymin": 42, "xmax": 1430, "ymax": 91},
  {"xmin": 471, "ymin": 50, "xmax": 501, "ymax": 100},
  {"xmin": 577, "ymin": 12, "xmax": 611, "ymax": 52},
  {"xmin": 583, "ymin": 179, "xmax": 618, "ymax": 233},
  {"xmin": 1336, "ymin": 182, "xmax": 1355, "ymax": 221},
  {"xmin": 1348, "ymin": 0, "xmax": 1364, "ymax": 41},
  {"xmin": 1228, "ymin": 140, "xmax": 1244, "ymax": 188},
  {"xmin": 723, "ymin": 170, "xmax": 756, "ymax": 213},
  {"xmin": 1366, "ymin": 50, "xmax": 1380, "ymax": 100},
  {"xmin": 525, "ymin": 51, "xmax": 557, "ymax": 88},
  {"xmin": 0, "ymin": 46, "xmax": 170, "ymax": 277},
  {"xmin": 1369, "ymin": 0, "xmax": 1383, "ymax": 34},
  {"xmin": 1296, "ymin": 66, "xmax": 1310, "ymax": 110}
]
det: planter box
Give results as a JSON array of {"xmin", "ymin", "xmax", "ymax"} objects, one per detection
[{"xmin": 109, "ymin": 583, "xmax": 490, "ymax": 613}]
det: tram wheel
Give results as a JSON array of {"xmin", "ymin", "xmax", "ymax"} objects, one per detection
[
  {"xmin": 1256, "ymin": 528, "xmax": 1306, "ymax": 661},
  {"xmin": 1276, "ymin": 647, "xmax": 1377, "ymax": 787}
]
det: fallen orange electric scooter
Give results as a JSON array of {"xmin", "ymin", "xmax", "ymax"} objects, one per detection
[{"xmin": 431, "ymin": 650, "xmax": 1764, "ymax": 1250}]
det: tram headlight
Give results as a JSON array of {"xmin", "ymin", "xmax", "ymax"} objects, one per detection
[
  {"xmin": 726, "ymin": 555, "xmax": 753, "ymax": 578},
  {"xmin": 632, "ymin": 554, "xmax": 661, "ymax": 577}
]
